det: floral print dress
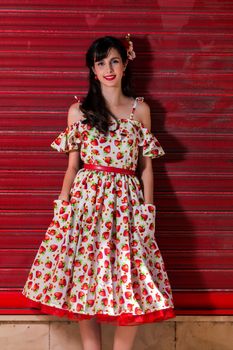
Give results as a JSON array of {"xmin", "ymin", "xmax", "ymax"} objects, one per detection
[{"xmin": 22, "ymin": 97, "xmax": 176, "ymax": 326}]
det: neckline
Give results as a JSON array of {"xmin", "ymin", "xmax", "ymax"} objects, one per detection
[
  {"xmin": 108, "ymin": 118, "xmax": 146, "ymax": 133},
  {"xmin": 109, "ymin": 117, "xmax": 132, "ymax": 124},
  {"xmin": 69, "ymin": 116, "xmax": 147, "ymax": 132},
  {"xmin": 109, "ymin": 118, "xmax": 143, "ymax": 126},
  {"xmin": 68, "ymin": 117, "xmax": 152, "ymax": 136}
]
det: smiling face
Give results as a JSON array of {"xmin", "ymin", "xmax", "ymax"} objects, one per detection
[{"xmin": 92, "ymin": 47, "xmax": 128, "ymax": 86}]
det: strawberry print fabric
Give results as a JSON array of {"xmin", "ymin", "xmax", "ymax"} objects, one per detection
[{"xmin": 22, "ymin": 98, "xmax": 175, "ymax": 326}]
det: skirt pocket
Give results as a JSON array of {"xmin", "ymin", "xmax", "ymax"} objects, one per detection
[
  {"xmin": 53, "ymin": 199, "xmax": 73, "ymax": 227},
  {"xmin": 132, "ymin": 203, "xmax": 156, "ymax": 242}
]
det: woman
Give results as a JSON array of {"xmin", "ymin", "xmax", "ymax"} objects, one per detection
[{"xmin": 22, "ymin": 34, "xmax": 176, "ymax": 350}]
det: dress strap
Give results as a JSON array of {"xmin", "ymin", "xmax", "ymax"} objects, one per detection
[
  {"xmin": 74, "ymin": 95, "xmax": 81, "ymax": 102},
  {"xmin": 129, "ymin": 96, "xmax": 144, "ymax": 120}
]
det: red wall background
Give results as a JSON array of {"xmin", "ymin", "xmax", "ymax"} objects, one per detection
[{"xmin": 0, "ymin": 0, "xmax": 233, "ymax": 315}]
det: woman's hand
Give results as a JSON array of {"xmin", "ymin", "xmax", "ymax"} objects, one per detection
[{"xmin": 58, "ymin": 194, "xmax": 70, "ymax": 202}]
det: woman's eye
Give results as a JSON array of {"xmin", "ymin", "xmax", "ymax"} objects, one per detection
[{"xmin": 97, "ymin": 60, "xmax": 118, "ymax": 66}]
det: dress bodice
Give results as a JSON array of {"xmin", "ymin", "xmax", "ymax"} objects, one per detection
[{"xmin": 50, "ymin": 97, "xmax": 165, "ymax": 171}]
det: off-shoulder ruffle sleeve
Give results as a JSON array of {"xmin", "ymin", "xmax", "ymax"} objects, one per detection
[
  {"xmin": 138, "ymin": 125, "xmax": 165, "ymax": 158},
  {"xmin": 50, "ymin": 121, "xmax": 82, "ymax": 153}
]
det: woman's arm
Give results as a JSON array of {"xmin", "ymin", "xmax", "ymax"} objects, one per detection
[
  {"xmin": 58, "ymin": 102, "xmax": 84, "ymax": 201},
  {"xmin": 137, "ymin": 102, "xmax": 155, "ymax": 205}
]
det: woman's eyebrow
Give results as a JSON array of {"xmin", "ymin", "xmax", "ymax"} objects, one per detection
[
  {"xmin": 100, "ymin": 56, "xmax": 119, "ymax": 60},
  {"xmin": 96, "ymin": 56, "xmax": 120, "ymax": 63}
]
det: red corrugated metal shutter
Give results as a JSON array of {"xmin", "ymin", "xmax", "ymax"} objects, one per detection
[{"xmin": 0, "ymin": 0, "xmax": 233, "ymax": 315}]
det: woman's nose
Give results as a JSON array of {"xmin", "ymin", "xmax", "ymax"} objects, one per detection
[{"xmin": 107, "ymin": 63, "xmax": 114, "ymax": 72}]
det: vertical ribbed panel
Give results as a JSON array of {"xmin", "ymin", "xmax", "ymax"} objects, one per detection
[{"xmin": 0, "ymin": 1, "xmax": 233, "ymax": 314}]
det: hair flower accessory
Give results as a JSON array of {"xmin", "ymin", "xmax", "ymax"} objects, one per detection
[{"xmin": 124, "ymin": 33, "xmax": 136, "ymax": 61}]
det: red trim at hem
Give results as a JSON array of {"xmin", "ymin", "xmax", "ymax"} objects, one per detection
[{"xmin": 22, "ymin": 294, "xmax": 176, "ymax": 326}]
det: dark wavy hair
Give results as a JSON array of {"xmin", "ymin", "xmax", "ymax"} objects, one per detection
[{"xmin": 79, "ymin": 35, "xmax": 136, "ymax": 135}]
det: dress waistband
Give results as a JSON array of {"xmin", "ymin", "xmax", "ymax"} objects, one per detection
[{"xmin": 83, "ymin": 163, "xmax": 136, "ymax": 176}]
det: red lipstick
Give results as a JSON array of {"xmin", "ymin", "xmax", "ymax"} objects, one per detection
[{"xmin": 104, "ymin": 75, "xmax": 116, "ymax": 81}]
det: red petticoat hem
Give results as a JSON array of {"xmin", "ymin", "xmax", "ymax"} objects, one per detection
[{"xmin": 22, "ymin": 294, "xmax": 176, "ymax": 326}]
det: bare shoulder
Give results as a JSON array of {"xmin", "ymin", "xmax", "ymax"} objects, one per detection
[
  {"xmin": 67, "ymin": 101, "xmax": 85, "ymax": 127},
  {"xmin": 135, "ymin": 99, "xmax": 152, "ymax": 131}
]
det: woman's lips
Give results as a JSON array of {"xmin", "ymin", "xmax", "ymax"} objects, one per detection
[{"xmin": 104, "ymin": 75, "xmax": 116, "ymax": 80}]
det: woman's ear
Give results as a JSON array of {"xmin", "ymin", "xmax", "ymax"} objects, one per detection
[{"xmin": 124, "ymin": 59, "xmax": 129, "ymax": 70}]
